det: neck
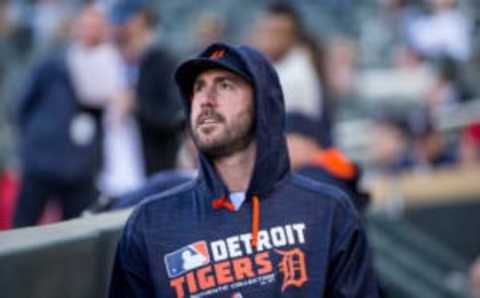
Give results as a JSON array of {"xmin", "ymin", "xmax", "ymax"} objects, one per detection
[{"xmin": 213, "ymin": 141, "xmax": 256, "ymax": 193}]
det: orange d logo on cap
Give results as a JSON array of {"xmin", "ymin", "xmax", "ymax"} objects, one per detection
[{"xmin": 209, "ymin": 49, "xmax": 225, "ymax": 59}]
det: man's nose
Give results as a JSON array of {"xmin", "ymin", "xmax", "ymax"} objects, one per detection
[{"xmin": 199, "ymin": 86, "xmax": 217, "ymax": 107}]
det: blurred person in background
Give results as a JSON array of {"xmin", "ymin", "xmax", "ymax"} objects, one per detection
[
  {"xmin": 409, "ymin": 0, "xmax": 472, "ymax": 62},
  {"xmin": 250, "ymin": 1, "xmax": 330, "ymax": 144},
  {"xmin": 391, "ymin": 44, "xmax": 435, "ymax": 91},
  {"xmin": 407, "ymin": 109, "xmax": 457, "ymax": 171},
  {"xmin": 191, "ymin": 12, "xmax": 226, "ymax": 54},
  {"xmin": 31, "ymin": 0, "xmax": 69, "ymax": 53},
  {"xmin": 12, "ymin": 4, "xmax": 121, "ymax": 227},
  {"xmin": 301, "ymin": 34, "xmax": 335, "ymax": 147},
  {"xmin": 459, "ymin": 122, "xmax": 480, "ymax": 166},
  {"xmin": 110, "ymin": 0, "xmax": 185, "ymax": 177},
  {"xmin": 425, "ymin": 57, "xmax": 472, "ymax": 114},
  {"xmin": 286, "ymin": 112, "xmax": 370, "ymax": 213},
  {"xmin": 0, "ymin": 1, "xmax": 35, "ymax": 67},
  {"xmin": 360, "ymin": 0, "xmax": 421, "ymax": 66},
  {"xmin": 324, "ymin": 36, "xmax": 361, "ymax": 119},
  {"xmin": 370, "ymin": 113, "xmax": 414, "ymax": 175}
]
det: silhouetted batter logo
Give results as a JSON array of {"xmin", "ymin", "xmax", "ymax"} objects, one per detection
[
  {"xmin": 276, "ymin": 248, "xmax": 308, "ymax": 292},
  {"xmin": 164, "ymin": 241, "xmax": 210, "ymax": 278},
  {"xmin": 209, "ymin": 49, "xmax": 225, "ymax": 59}
]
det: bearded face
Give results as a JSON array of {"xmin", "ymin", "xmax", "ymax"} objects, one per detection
[{"xmin": 190, "ymin": 69, "xmax": 255, "ymax": 158}]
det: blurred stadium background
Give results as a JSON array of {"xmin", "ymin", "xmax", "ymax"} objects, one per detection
[{"xmin": 0, "ymin": 0, "xmax": 480, "ymax": 297}]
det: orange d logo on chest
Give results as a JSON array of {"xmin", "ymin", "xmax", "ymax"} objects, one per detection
[
  {"xmin": 209, "ymin": 49, "xmax": 225, "ymax": 59},
  {"xmin": 275, "ymin": 248, "xmax": 308, "ymax": 292}
]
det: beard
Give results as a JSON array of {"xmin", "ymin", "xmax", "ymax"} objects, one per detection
[{"xmin": 191, "ymin": 106, "xmax": 255, "ymax": 158}]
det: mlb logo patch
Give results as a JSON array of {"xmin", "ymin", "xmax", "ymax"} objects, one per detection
[{"xmin": 164, "ymin": 241, "xmax": 210, "ymax": 278}]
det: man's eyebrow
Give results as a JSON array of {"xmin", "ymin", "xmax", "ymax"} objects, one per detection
[
  {"xmin": 193, "ymin": 73, "xmax": 245, "ymax": 90},
  {"xmin": 213, "ymin": 74, "xmax": 244, "ymax": 84}
]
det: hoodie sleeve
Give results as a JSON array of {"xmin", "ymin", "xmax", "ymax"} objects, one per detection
[
  {"xmin": 109, "ymin": 208, "xmax": 154, "ymax": 298},
  {"xmin": 325, "ymin": 210, "xmax": 379, "ymax": 297}
]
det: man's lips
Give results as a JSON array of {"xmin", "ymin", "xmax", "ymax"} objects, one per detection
[
  {"xmin": 199, "ymin": 118, "xmax": 219, "ymax": 125},
  {"xmin": 196, "ymin": 117, "xmax": 222, "ymax": 134},
  {"xmin": 196, "ymin": 113, "xmax": 224, "ymax": 127}
]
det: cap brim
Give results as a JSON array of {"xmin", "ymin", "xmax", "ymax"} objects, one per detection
[{"xmin": 175, "ymin": 58, "xmax": 251, "ymax": 98}]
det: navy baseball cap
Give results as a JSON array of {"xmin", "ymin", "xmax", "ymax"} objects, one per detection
[
  {"xmin": 285, "ymin": 112, "xmax": 320, "ymax": 141},
  {"xmin": 175, "ymin": 43, "xmax": 253, "ymax": 99}
]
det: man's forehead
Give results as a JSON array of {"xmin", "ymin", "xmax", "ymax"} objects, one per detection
[{"xmin": 194, "ymin": 68, "xmax": 247, "ymax": 83}]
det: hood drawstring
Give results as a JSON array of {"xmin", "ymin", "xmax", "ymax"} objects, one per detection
[
  {"xmin": 251, "ymin": 195, "xmax": 260, "ymax": 249},
  {"xmin": 211, "ymin": 197, "xmax": 236, "ymax": 212},
  {"xmin": 211, "ymin": 194, "xmax": 261, "ymax": 249}
]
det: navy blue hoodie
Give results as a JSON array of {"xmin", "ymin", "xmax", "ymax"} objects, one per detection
[{"xmin": 109, "ymin": 43, "xmax": 379, "ymax": 298}]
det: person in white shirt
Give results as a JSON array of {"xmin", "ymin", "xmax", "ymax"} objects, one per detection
[{"xmin": 251, "ymin": 2, "xmax": 323, "ymax": 121}]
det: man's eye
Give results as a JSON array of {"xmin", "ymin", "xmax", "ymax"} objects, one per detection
[
  {"xmin": 193, "ymin": 84, "xmax": 204, "ymax": 93},
  {"xmin": 219, "ymin": 81, "xmax": 233, "ymax": 90}
]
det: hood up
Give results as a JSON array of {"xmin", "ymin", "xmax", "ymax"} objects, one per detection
[{"xmin": 175, "ymin": 43, "xmax": 290, "ymax": 202}]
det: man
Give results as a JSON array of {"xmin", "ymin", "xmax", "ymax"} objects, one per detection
[
  {"xmin": 110, "ymin": 0, "xmax": 185, "ymax": 176},
  {"xmin": 13, "ymin": 4, "xmax": 119, "ymax": 226},
  {"xmin": 109, "ymin": 43, "xmax": 378, "ymax": 297}
]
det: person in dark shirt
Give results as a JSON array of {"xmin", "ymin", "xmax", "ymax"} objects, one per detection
[
  {"xmin": 111, "ymin": 0, "xmax": 185, "ymax": 176},
  {"xmin": 285, "ymin": 112, "xmax": 370, "ymax": 213},
  {"xmin": 13, "ymin": 5, "xmax": 111, "ymax": 227},
  {"xmin": 109, "ymin": 43, "xmax": 379, "ymax": 297}
]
